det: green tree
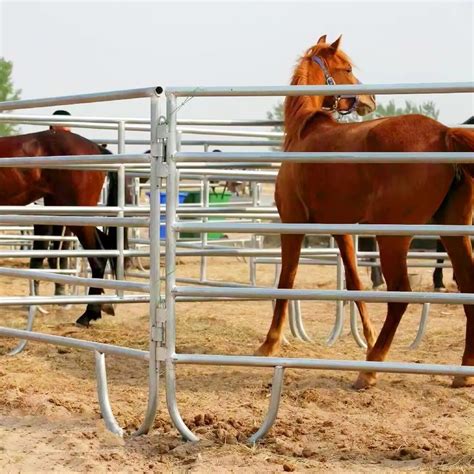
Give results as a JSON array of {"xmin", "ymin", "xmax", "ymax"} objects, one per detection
[
  {"xmin": 0, "ymin": 58, "xmax": 21, "ymax": 136},
  {"xmin": 266, "ymin": 101, "xmax": 284, "ymax": 133},
  {"xmin": 369, "ymin": 99, "xmax": 439, "ymax": 120}
]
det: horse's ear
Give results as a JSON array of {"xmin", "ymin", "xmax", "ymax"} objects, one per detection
[
  {"xmin": 317, "ymin": 35, "xmax": 327, "ymax": 44},
  {"xmin": 330, "ymin": 35, "xmax": 342, "ymax": 51}
]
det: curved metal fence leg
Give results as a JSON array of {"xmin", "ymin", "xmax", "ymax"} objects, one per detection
[
  {"xmin": 327, "ymin": 254, "xmax": 345, "ymax": 346},
  {"xmin": 132, "ymin": 353, "xmax": 159, "ymax": 437},
  {"xmin": 350, "ymin": 301, "xmax": 367, "ymax": 349},
  {"xmin": 409, "ymin": 303, "xmax": 430, "ymax": 350},
  {"xmin": 288, "ymin": 300, "xmax": 300, "ymax": 339},
  {"xmin": 94, "ymin": 351, "xmax": 124, "ymax": 437},
  {"xmin": 248, "ymin": 366, "xmax": 285, "ymax": 445},
  {"xmin": 294, "ymin": 300, "xmax": 313, "ymax": 342},
  {"xmin": 8, "ymin": 280, "xmax": 37, "ymax": 356},
  {"xmin": 8, "ymin": 304, "xmax": 37, "ymax": 356},
  {"xmin": 166, "ymin": 360, "xmax": 199, "ymax": 442}
]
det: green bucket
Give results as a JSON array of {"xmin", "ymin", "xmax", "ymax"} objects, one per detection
[{"xmin": 180, "ymin": 189, "xmax": 232, "ymax": 240}]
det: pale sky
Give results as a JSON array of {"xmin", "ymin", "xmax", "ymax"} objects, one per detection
[{"xmin": 0, "ymin": 0, "xmax": 473, "ymax": 145}]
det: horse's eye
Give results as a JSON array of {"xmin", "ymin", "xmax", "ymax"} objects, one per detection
[{"xmin": 346, "ymin": 66, "xmax": 352, "ymax": 73}]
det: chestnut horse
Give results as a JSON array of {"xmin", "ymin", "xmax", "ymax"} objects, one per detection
[
  {"xmin": 256, "ymin": 35, "xmax": 474, "ymax": 389},
  {"xmin": 364, "ymin": 115, "xmax": 474, "ymax": 292},
  {"xmin": 0, "ymin": 129, "xmax": 119, "ymax": 327}
]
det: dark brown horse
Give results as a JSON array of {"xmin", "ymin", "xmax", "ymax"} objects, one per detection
[
  {"xmin": 0, "ymin": 129, "xmax": 119, "ymax": 326},
  {"xmin": 256, "ymin": 35, "xmax": 474, "ymax": 389}
]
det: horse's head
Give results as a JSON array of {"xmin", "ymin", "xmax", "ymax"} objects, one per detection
[{"xmin": 301, "ymin": 35, "xmax": 376, "ymax": 116}]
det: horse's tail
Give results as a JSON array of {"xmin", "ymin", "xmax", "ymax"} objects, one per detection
[{"xmin": 445, "ymin": 128, "xmax": 474, "ymax": 177}]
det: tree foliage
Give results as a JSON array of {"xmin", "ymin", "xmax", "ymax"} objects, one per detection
[
  {"xmin": 0, "ymin": 58, "xmax": 21, "ymax": 136},
  {"xmin": 369, "ymin": 99, "xmax": 439, "ymax": 120}
]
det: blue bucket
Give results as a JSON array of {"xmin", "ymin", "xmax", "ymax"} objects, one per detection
[{"xmin": 146, "ymin": 191, "xmax": 188, "ymax": 239}]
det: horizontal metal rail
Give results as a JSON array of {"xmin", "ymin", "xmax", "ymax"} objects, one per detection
[
  {"xmin": 173, "ymin": 353, "xmax": 474, "ymax": 377},
  {"xmin": 0, "ymin": 113, "xmax": 281, "ymax": 127},
  {"xmin": 0, "ymin": 86, "xmax": 162, "ymax": 111},
  {"xmin": 95, "ymin": 138, "xmax": 282, "ymax": 147},
  {"xmin": 178, "ymin": 127, "xmax": 282, "ymax": 139},
  {"xmin": 0, "ymin": 234, "xmax": 77, "ymax": 241},
  {"xmin": 0, "ymin": 249, "xmax": 147, "ymax": 258},
  {"xmin": 175, "ymin": 151, "xmax": 474, "ymax": 163},
  {"xmin": 173, "ymin": 286, "xmax": 474, "ymax": 305},
  {"xmin": 174, "ymin": 222, "xmax": 474, "ymax": 236},
  {"xmin": 180, "ymin": 169, "xmax": 278, "ymax": 179},
  {"xmin": 0, "ymin": 327, "xmax": 149, "ymax": 361},
  {"xmin": 0, "ymin": 215, "xmax": 148, "ymax": 227},
  {"xmin": 0, "ymin": 294, "xmax": 149, "ymax": 306},
  {"xmin": 0, "ymin": 268, "xmax": 149, "ymax": 293},
  {"xmin": 0, "ymin": 153, "xmax": 149, "ymax": 168},
  {"xmin": 167, "ymin": 82, "xmax": 474, "ymax": 97},
  {"xmin": 0, "ymin": 205, "xmax": 274, "ymax": 215}
]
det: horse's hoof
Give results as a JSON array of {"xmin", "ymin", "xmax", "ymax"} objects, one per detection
[
  {"xmin": 353, "ymin": 372, "xmax": 377, "ymax": 390},
  {"xmin": 254, "ymin": 342, "xmax": 279, "ymax": 357},
  {"xmin": 75, "ymin": 317, "xmax": 90, "ymax": 328},
  {"xmin": 434, "ymin": 287, "xmax": 447, "ymax": 293},
  {"xmin": 452, "ymin": 375, "xmax": 474, "ymax": 388},
  {"xmin": 103, "ymin": 304, "xmax": 115, "ymax": 316}
]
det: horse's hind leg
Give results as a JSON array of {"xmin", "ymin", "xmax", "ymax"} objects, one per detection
[
  {"xmin": 354, "ymin": 236, "xmax": 412, "ymax": 390},
  {"xmin": 47, "ymin": 226, "xmax": 68, "ymax": 297},
  {"xmin": 30, "ymin": 224, "xmax": 53, "ymax": 295},
  {"xmin": 255, "ymin": 233, "xmax": 304, "ymax": 356},
  {"xmin": 335, "ymin": 235, "xmax": 376, "ymax": 350},
  {"xmin": 359, "ymin": 237, "xmax": 384, "ymax": 289},
  {"xmin": 434, "ymin": 176, "xmax": 474, "ymax": 387},
  {"xmin": 68, "ymin": 226, "xmax": 108, "ymax": 327},
  {"xmin": 440, "ymin": 235, "xmax": 474, "ymax": 387}
]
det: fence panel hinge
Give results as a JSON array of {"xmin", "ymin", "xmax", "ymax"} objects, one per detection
[
  {"xmin": 151, "ymin": 321, "xmax": 166, "ymax": 343},
  {"xmin": 151, "ymin": 308, "xmax": 167, "ymax": 345},
  {"xmin": 157, "ymin": 161, "xmax": 169, "ymax": 178},
  {"xmin": 156, "ymin": 123, "xmax": 168, "ymax": 139}
]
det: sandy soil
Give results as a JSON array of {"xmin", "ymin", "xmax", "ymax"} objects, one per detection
[{"xmin": 0, "ymin": 253, "xmax": 473, "ymax": 473}]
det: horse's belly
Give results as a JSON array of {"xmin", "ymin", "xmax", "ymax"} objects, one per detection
[{"xmin": 290, "ymin": 163, "xmax": 454, "ymax": 225}]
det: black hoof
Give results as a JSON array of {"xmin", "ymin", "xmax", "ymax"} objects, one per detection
[
  {"xmin": 75, "ymin": 316, "xmax": 90, "ymax": 328},
  {"xmin": 75, "ymin": 312, "xmax": 101, "ymax": 328}
]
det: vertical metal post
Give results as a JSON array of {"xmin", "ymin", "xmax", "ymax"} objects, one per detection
[
  {"xmin": 327, "ymin": 252, "xmax": 344, "ymax": 346},
  {"xmin": 116, "ymin": 121, "xmax": 126, "ymax": 297},
  {"xmin": 200, "ymin": 176, "xmax": 209, "ymax": 282},
  {"xmin": 249, "ymin": 181, "xmax": 258, "ymax": 286},
  {"xmin": 165, "ymin": 93, "xmax": 199, "ymax": 442},
  {"xmin": 134, "ymin": 95, "xmax": 162, "ymax": 436},
  {"xmin": 199, "ymin": 143, "xmax": 210, "ymax": 282}
]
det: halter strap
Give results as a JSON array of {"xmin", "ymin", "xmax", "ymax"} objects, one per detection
[
  {"xmin": 311, "ymin": 54, "xmax": 359, "ymax": 116},
  {"xmin": 312, "ymin": 55, "xmax": 336, "ymax": 85}
]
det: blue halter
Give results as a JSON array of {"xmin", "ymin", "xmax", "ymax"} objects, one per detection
[{"xmin": 312, "ymin": 55, "xmax": 359, "ymax": 116}]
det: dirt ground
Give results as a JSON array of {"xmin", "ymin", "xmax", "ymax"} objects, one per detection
[{"xmin": 0, "ymin": 252, "xmax": 473, "ymax": 473}]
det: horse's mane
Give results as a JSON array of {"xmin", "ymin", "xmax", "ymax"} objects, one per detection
[{"xmin": 283, "ymin": 44, "xmax": 353, "ymax": 150}]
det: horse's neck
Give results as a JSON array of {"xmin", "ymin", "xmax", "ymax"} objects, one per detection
[{"xmin": 284, "ymin": 62, "xmax": 330, "ymax": 150}]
